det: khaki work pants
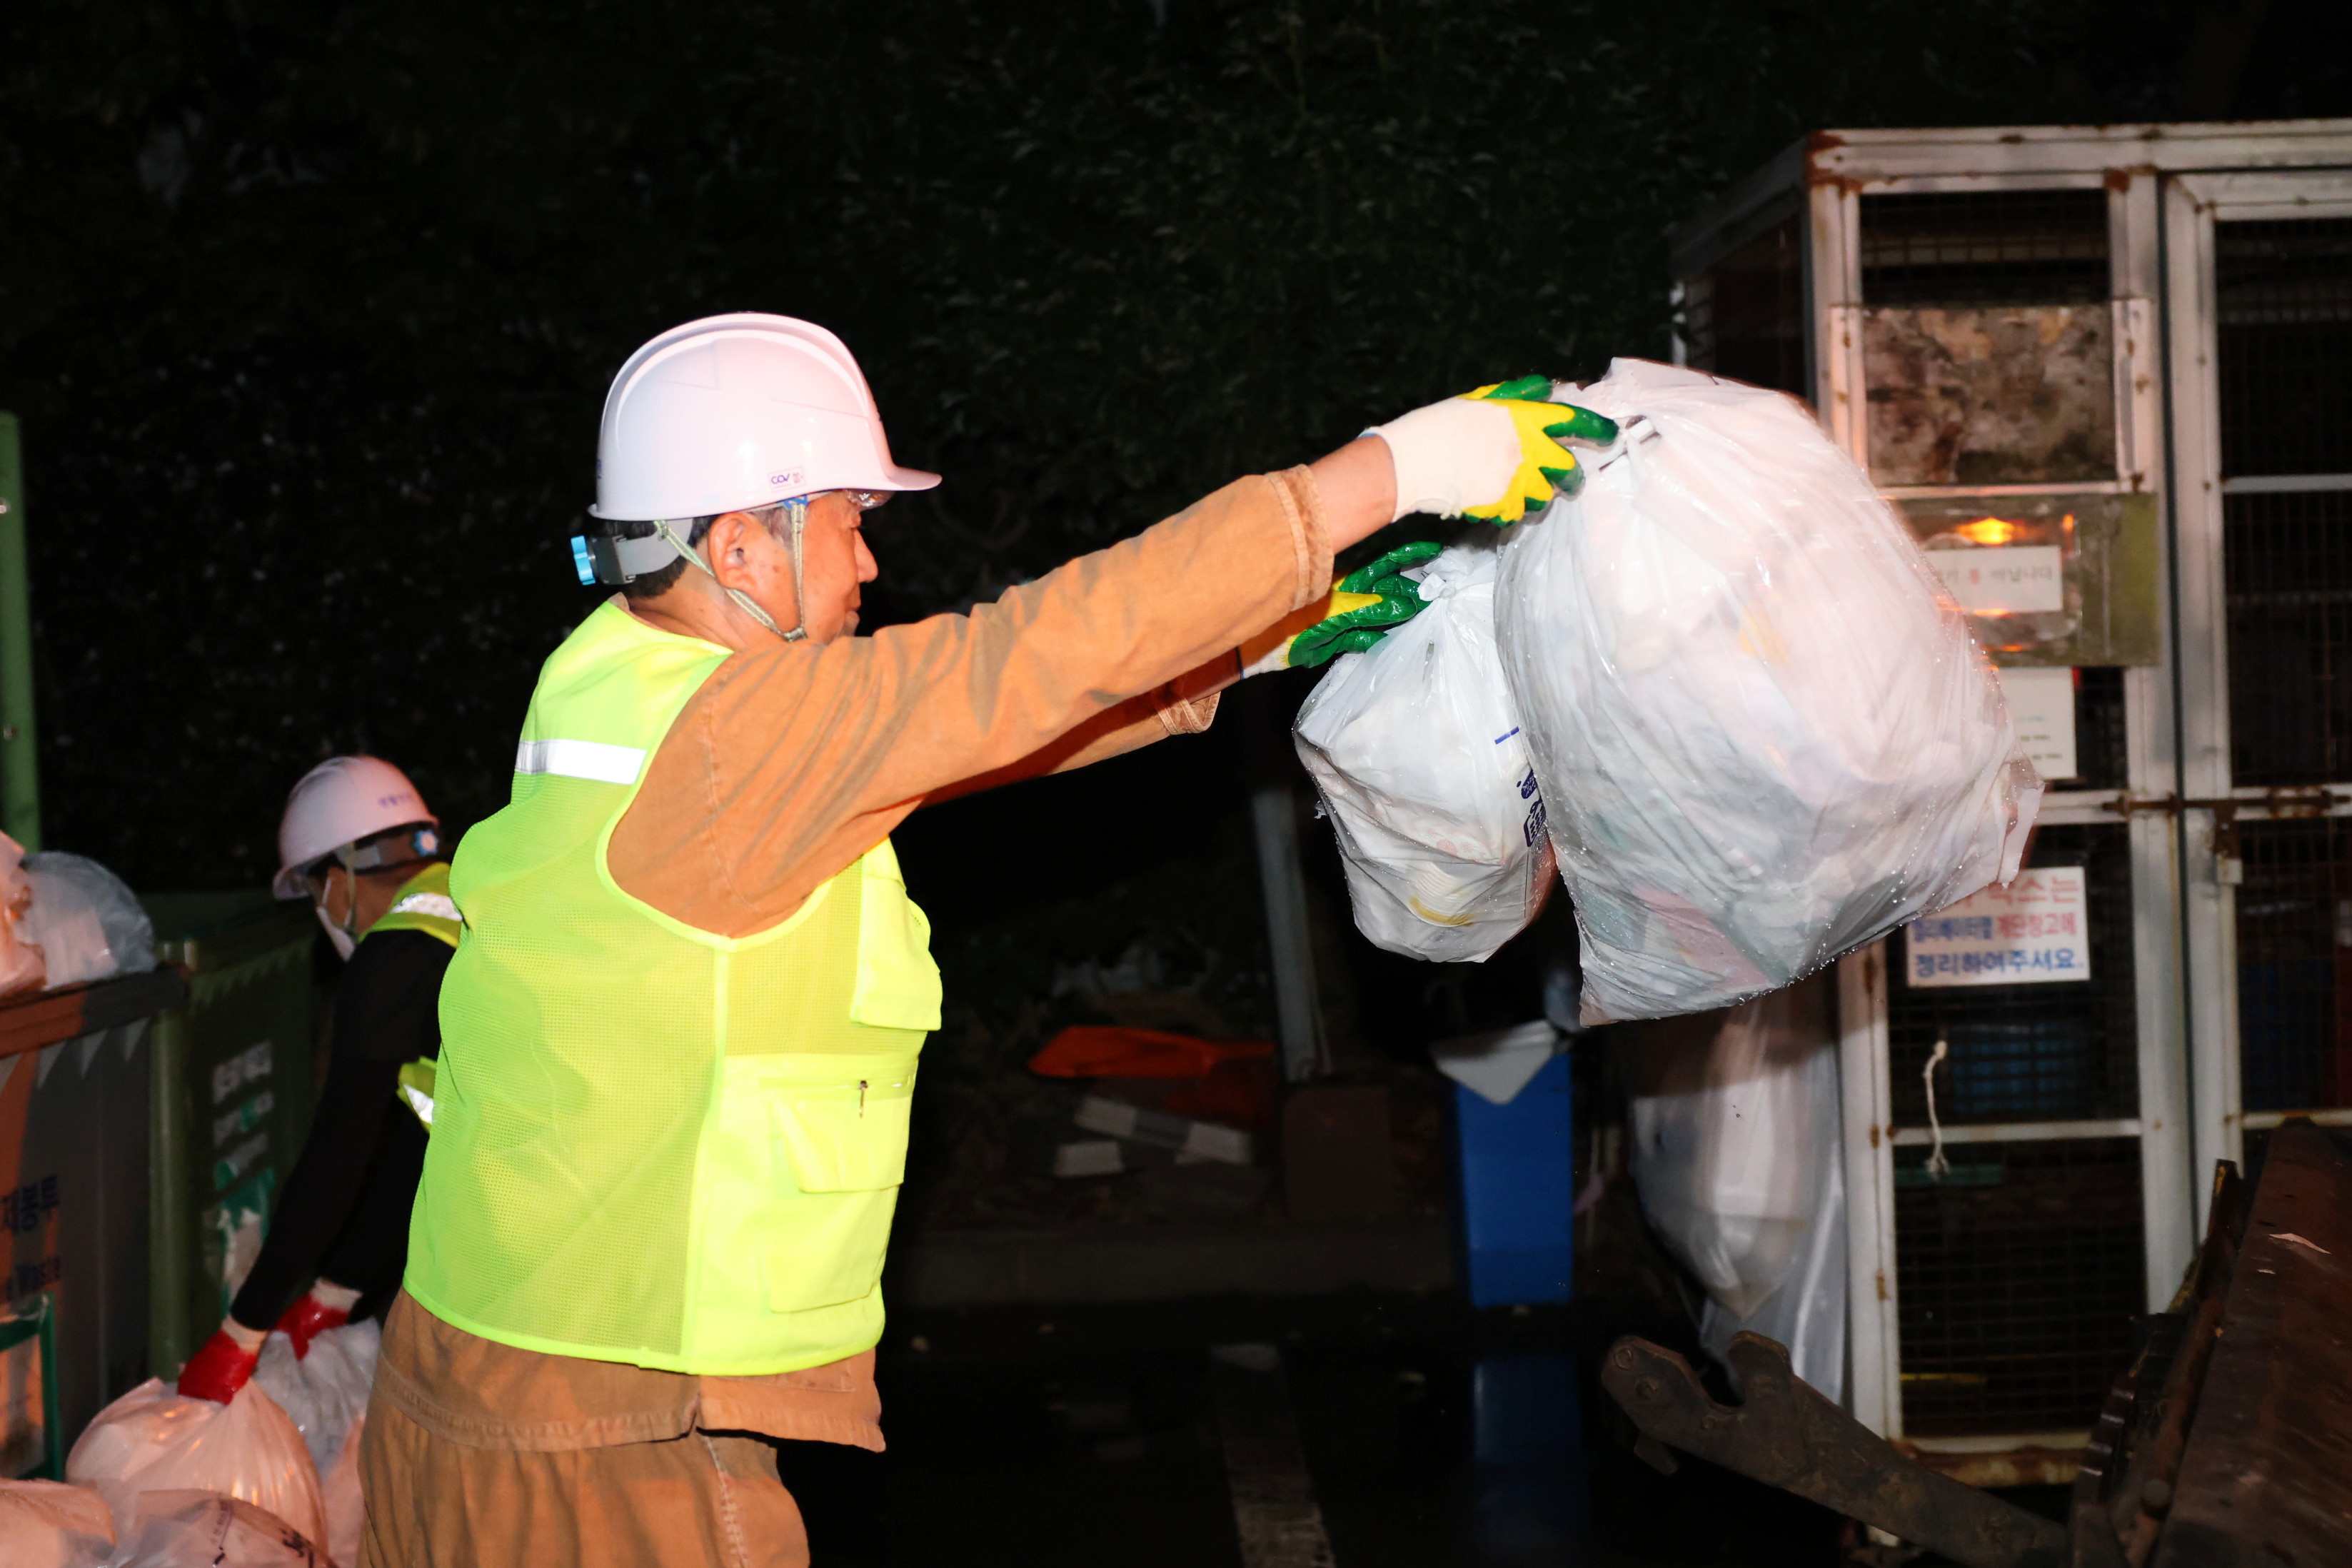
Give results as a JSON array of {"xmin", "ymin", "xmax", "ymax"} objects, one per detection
[{"xmin": 356, "ymin": 1396, "xmax": 810, "ymax": 1568}]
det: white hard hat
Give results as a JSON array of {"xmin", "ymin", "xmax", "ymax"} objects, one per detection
[
  {"xmin": 271, "ymin": 756, "xmax": 439, "ymax": 900},
  {"xmin": 589, "ymin": 313, "xmax": 940, "ymax": 523}
]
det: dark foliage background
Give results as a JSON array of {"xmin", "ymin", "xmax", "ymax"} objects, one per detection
[{"xmin": 4, "ymin": 0, "xmax": 2346, "ymax": 1065}]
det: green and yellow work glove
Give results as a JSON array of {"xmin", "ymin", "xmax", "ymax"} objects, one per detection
[
  {"xmin": 1240, "ymin": 540, "xmax": 1444, "ymax": 675},
  {"xmin": 1367, "ymin": 375, "xmax": 1619, "ymax": 526}
]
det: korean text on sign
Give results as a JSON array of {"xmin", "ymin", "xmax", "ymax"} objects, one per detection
[{"xmin": 1905, "ymin": 866, "xmax": 2091, "ymax": 987}]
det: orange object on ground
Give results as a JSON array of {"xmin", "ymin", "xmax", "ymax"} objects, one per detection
[
  {"xmin": 1030, "ymin": 1026, "xmax": 1277, "ymax": 1130},
  {"xmin": 1028, "ymin": 1025, "xmax": 1274, "ymax": 1080}
]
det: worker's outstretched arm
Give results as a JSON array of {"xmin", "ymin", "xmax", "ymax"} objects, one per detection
[{"xmin": 609, "ymin": 395, "xmax": 1604, "ymax": 938}]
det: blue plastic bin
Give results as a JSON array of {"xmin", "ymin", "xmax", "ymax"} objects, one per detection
[{"xmin": 1453, "ymin": 1052, "xmax": 1574, "ymax": 1308}]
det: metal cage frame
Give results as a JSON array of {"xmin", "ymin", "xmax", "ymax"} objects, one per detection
[{"xmin": 1669, "ymin": 120, "xmax": 2352, "ymax": 1479}]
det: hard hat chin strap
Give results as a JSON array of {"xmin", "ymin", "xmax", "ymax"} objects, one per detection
[
  {"xmin": 331, "ymin": 845, "xmax": 363, "ymax": 950},
  {"xmin": 652, "ymin": 502, "xmax": 811, "ymax": 644}
]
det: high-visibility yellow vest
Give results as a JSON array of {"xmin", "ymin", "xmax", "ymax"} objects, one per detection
[
  {"xmin": 366, "ymin": 860, "xmax": 463, "ymax": 949},
  {"xmin": 361, "ymin": 861, "xmax": 461, "ymax": 1132},
  {"xmin": 404, "ymin": 601, "xmax": 940, "ymax": 1375}
]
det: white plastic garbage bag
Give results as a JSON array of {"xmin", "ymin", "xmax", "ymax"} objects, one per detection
[
  {"xmin": 66, "ymin": 1379, "xmax": 326, "ymax": 1554},
  {"xmin": 114, "ymin": 1490, "xmax": 323, "ymax": 1568},
  {"xmin": 1497, "ymin": 358, "xmax": 2040, "ymax": 1022},
  {"xmin": 1295, "ymin": 538, "xmax": 1554, "ymax": 962},
  {"xmin": 252, "ymin": 1319, "xmax": 378, "ymax": 1481},
  {"xmin": 0, "ymin": 1478, "xmax": 116, "ymax": 1568},
  {"xmin": 252, "ymin": 1317, "xmax": 376, "ymax": 1564},
  {"xmin": 21, "ymin": 853, "xmax": 158, "ymax": 989},
  {"xmin": 1619, "ymin": 978, "xmax": 1845, "ymax": 1399}
]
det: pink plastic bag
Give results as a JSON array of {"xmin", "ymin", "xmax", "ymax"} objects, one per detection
[
  {"xmin": 65, "ymin": 1379, "xmax": 326, "ymax": 1553},
  {"xmin": 114, "ymin": 1489, "xmax": 323, "ymax": 1568},
  {"xmin": 0, "ymin": 1477, "xmax": 116, "ymax": 1568}
]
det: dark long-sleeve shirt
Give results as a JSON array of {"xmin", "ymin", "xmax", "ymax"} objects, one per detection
[{"xmin": 228, "ymin": 925, "xmax": 451, "ymax": 1331}]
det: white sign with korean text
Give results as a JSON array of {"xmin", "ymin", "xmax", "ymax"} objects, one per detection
[
  {"xmin": 1906, "ymin": 866, "xmax": 2090, "ymax": 987},
  {"xmin": 1929, "ymin": 546, "xmax": 2064, "ymax": 614},
  {"xmin": 1994, "ymin": 665, "xmax": 2078, "ymax": 783}
]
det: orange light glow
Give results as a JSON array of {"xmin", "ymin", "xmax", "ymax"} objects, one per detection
[{"xmin": 1954, "ymin": 516, "xmax": 2023, "ymax": 547}]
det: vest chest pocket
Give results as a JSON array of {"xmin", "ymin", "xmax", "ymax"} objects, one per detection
[
  {"xmin": 756, "ymin": 1071, "xmax": 915, "ymax": 1315},
  {"xmin": 768, "ymin": 1076, "xmax": 915, "ymax": 1192}
]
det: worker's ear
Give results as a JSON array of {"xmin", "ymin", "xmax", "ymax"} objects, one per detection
[{"xmin": 703, "ymin": 511, "xmax": 779, "ymax": 590}]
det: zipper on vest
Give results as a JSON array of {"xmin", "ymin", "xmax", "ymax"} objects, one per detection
[{"xmin": 858, "ymin": 1079, "xmax": 868, "ymax": 1115}]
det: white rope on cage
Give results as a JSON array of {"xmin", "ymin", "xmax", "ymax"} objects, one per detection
[{"xmin": 1924, "ymin": 1036, "xmax": 1951, "ymax": 1183}]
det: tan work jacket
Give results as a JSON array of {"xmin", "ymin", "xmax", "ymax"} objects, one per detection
[{"xmin": 375, "ymin": 466, "xmax": 1334, "ymax": 1452}]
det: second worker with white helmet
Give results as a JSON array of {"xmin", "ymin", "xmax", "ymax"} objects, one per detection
[
  {"xmin": 174, "ymin": 755, "xmax": 461, "ymax": 1409},
  {"xmin": 356, "ymin": 313, "xmax": 1615, "ymax": 1566}
]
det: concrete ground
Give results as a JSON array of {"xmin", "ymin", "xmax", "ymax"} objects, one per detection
[{"xmin": 771, "ymin": 1292, "xmax": 1846, "ymax": 1567}]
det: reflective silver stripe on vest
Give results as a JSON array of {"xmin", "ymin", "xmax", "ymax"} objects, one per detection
[
  {"xmin": 388, "ymin": 892, "xmax": 462, "ymax": 923},
  {"xmin": 513, "ymin": 738, "xmax": 647, "ymax": 785}
]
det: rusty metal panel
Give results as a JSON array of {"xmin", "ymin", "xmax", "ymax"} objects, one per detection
[
  {"xmin": 1866, "ymin": 307, "xmax": 2116, "ymax": 486},
  {"xmin": 2149, "ymin": 1124, "xmax": 2352, "ymax": 1567}
]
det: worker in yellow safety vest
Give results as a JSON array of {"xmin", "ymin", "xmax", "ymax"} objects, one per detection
[
  {"xmin": 176, "ymin": 756, "xmax": 461, "ymax": 1402},
  {"xmin": 355, "ymin": 313, "xmax": 1615, "ymax": 1567}
]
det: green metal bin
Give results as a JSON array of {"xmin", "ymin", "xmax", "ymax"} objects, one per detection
[
  {"xmin": 0, "ymin": 967, "xmax": 189, "ymax": 1478},
  {"xmin": 144, "ymin": 894, "xmax": 318, "ymax": 1383}
]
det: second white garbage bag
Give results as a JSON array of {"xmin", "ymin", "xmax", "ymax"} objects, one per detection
[
  {"xmin": 252, "ymin": 1318, "xmax": 378, "ymax": 1484},
  {"xmin": 253, "ymin": 1317, "xmax": 378, "ymax": 1565},
  {"xmin": 1497, "ymin": 358, "xmax": 2041, "ymax": 1022},
  {"xmin": 1295, "ymin": 538, "xmax": 1554, "ymax": 963},
  {"xmin": 1619, "ymin": 977, "xmax": 1845, "ymax": 1400}
]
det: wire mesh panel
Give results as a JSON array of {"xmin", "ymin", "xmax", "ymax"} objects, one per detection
[
  {"xmin": 2071, "ymin": 666, "xmax": 2129, "ymax": 790},
  {"xmin": 2215, "ymin": 218, "xmax": 2352, "ymax": 478},
  {"xmin": 1889, "ymin": 825, "xmax": 2139, "ymax": 1127},
  {"xmin": 1682, "ymin": 214, "xmax": 1805, "ymax": 397},
  {"xmin": 1860, "ymin": 191, "xmax": 2109, "ymax": 309},
  {"xmin": 1894, "ymin": 1137, "xmax": 2145, "ymax": 1437},
  {"xmin": 2235, "ymin": 818, "xmax": 2352, "ymax": 1113},
  {"xmin": 2225, "ymin": 490, "xmax": 2352, "ymax": 786}
]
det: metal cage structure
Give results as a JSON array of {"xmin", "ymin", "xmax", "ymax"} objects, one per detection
[{"xmin": 1669, "ymin": 120, "xmax": 2352, "ymax": 1484}]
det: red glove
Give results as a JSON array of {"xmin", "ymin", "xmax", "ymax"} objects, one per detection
[
  {"xmin": 176, "ymin": 1328, "xmax": 261, "ymax": 1403},
  {"xmin": 273, "ymin": 1291, "xmax": 353, "ymax": 1361}
]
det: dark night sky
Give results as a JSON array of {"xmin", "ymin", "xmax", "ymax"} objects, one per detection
[{"xmin": 4, "ymin": 0, "xmax": 2347, "ymax": 1060}]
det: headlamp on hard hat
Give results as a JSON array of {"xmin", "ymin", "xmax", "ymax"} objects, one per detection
[{"xmin": 569, "ymin": 525, "xmax": 684, "ymax": 587}]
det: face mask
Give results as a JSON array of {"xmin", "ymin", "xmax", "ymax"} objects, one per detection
[{"xmin": 314, "ymin": 899, "xmax": 357, "ymax": 960}]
